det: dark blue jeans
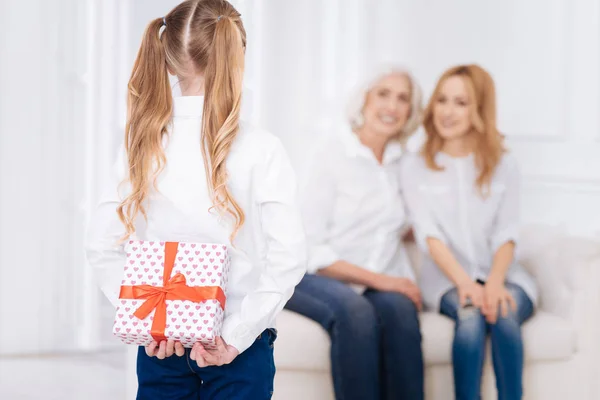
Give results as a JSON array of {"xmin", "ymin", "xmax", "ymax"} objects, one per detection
[
  {"xmin": 440, "ymin": 283, "xmax": 534, "ymax": 400},
  {"xmin": 136, "ymin": 329, "xmax": 277, "ymax": 400},
  {"xmin": 285, "ymin": 274, "xmax": 424, "ymax": 400}
]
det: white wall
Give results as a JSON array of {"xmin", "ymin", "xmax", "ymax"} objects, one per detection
[
  {"xmin": 0, "ymin": 0, "xmax": 132, "ymax": 355},
  {"xmin": 0, "ymin": 0, "xmax": 86, "ymax": 354},
  {"xmin": 240, "ymin": 0, "xmax": 600, "ymax": 239},
  {"xmin": 395, "ymin": 0, "xmax": 600, "ymax": 239},
  {"xmin": 0, "ymin": 0, "xmax": 598, "ymax": 355}
]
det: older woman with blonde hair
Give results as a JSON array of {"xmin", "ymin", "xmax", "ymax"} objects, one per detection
[
  {"xmin": 400, "ymin": 64, "xmax": 537, "ymax": 400},
  {"xmin": 284, "ymin": 66, "xmax": 425, "ymax": 400}
]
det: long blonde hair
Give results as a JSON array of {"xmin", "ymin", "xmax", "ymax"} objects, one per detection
[
  {"xmin": 422, "ymin": 64, "xmax": 505, "ymax": 193},
  {"xmin": 118, "ymin": 0, "xmax": 246, "ymax": 241}
]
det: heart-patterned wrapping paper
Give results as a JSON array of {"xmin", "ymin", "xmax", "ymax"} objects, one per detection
[{"xmin": 113, "ymin": 240, "xmax": 230, "ymax": 349}]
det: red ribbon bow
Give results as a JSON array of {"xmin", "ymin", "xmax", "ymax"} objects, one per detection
[{"xmin": 119, "ymin": 242, "xmax": 226, "ymax": 342}]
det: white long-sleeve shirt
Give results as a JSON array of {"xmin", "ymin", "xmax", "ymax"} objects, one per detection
[
  {"xmin": 301, "ymin": 128, "xmax": 415, "ymax": 283},
  {"xmin": 400, "ymin": 151, "xmax": 538, "ymax": 310},
  {"xmin": 85, "ymin": 96, "xmax": 307, "ymax": 354}
]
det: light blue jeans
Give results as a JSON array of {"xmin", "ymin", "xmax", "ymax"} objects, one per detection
[{"xmin": 440, "ymin": 282, "xmax": 534, "ymax": 400}]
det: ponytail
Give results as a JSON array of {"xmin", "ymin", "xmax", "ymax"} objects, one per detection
[
  {"xmin": 118, "ymin": 18, "xmax": 173, "ymax": 239},
  {"xmin": 116, "ymin": 0, "xmax": 248, "ymax": 243},
  {"xmin": 202, "ymin": 16, "xmax": 245, "ymax": 241}
]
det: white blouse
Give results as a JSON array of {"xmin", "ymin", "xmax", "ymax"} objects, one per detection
[
  {"xmin": 400, "ymin": 151, "xmax": 538, "ymax": 310},
  {"xmin": 301, "ymin": 128, "xmax": 415, "ymax": 283},
  {"xmin": 85, "ymin": 96, "xmax": 307, "ymax": 354}
]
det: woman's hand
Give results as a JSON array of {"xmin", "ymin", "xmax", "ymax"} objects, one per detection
[
  {"xmin": 456, "ymin": 280, "xmax": 485, "ymax": 309},
  {"xmin": 145, "ymin": 339, "xmax": 185, "ymax": 359},
  {"xmin": 190, "ymin": 336, "xmax": 239, "ymax": 367},
  {"xmin": 483, "ymin": 280, "xmax": 517, "ymax": 324},
  {"xmin": 376, "ymin": 276, "xmax": 422, "ymax": 310}
]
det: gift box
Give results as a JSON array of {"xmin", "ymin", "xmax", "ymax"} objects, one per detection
[{"xmin": 113, "ymin": 240, "xmax": 230, "ymax": 349}]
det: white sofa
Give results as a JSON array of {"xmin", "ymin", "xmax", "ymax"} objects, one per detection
[
  {"xmin": 272, "ymin": 225, "xmax": 600, "ymax": 400},
  {"xmin": 124, "ymin": 225, "xmax": 600, "ymax": 399}
]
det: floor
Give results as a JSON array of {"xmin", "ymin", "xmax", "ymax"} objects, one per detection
[{"xmin": 0, "ymin": 349, "xmax": 127, "ymax": 400}]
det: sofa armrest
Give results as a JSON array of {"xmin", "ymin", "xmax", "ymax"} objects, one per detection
[
  {"xmin": 560, "ymin": 239, "xmax": 600, "ymax": 399},
  {"xmin": 518, "ymin": 225, "xmax": 600, "ymax": 320},
  {"xmin": 520, "ymin": 226, "xmax": 600, "ymax": 371}
]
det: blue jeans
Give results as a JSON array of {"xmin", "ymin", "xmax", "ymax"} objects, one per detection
[
  {"xmin": 285, "ymin": 274, "xmax": 424, "ymax": 400},
  {"xmin": 136, "ymin": 329, "xmax": 277, "ymax": 399},
  {"xmin": 440, "ymin": 282, "xmax": 534, "ymax": 400}
]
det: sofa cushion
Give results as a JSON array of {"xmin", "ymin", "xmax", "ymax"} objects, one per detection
[
  {"xmin": 274, "ymin": 309, "xmax": 576, "ymax": 372},
  {"xmin": 421, "ymin": 311, "xmax": 576, "ymax": 365},
  {"xmin": 274, "ymin": 310, "xmax": 331, "ymax": 371}
]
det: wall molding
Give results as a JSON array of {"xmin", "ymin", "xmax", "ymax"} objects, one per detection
[
  {"xmin": 505, "ymin": 0, "xmax": 570, "ymax": 143},
  {"xmin": 523, "ymin": 176, "xmax": 600, "ymax": 194}
]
